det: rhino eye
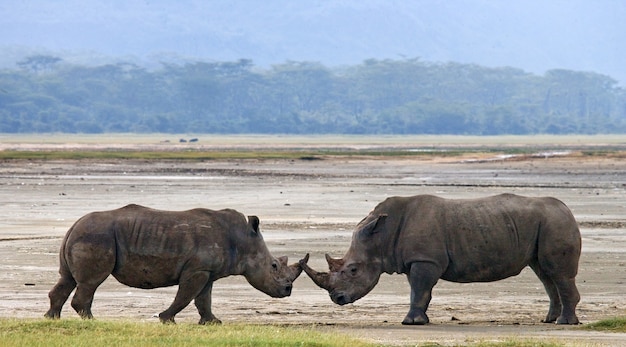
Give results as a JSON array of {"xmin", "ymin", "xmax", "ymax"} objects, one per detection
[
  {"xmin": 271, "ymin": 262, "xmax": 278, "ymax": 270},
  {"xmin": 347, "ymin": 265, "xmax": 358, "ymax": 276}
]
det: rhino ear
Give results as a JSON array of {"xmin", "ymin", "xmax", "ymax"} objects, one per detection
[
  {"xmin": 359, "ymin": 214, "xmax": 388, "ymax": 236},
  {"xmin": 248, "ymin": 215, "xmax": 260, "ymax": 234},
  {"xmin": 277, "ymin": 256, "xmax": 288, "ymax": 266}
]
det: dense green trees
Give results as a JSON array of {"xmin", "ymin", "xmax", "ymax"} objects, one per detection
[{"xmin": 1, "ymin": 55, "xmax": 624, "ymax": 134}]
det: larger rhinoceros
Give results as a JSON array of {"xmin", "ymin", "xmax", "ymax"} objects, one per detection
[
  {"xmin": 300, "ymin": 193, "xmax": 581, "ymax": 325},
  {"xmin": 45, "ymin": 204, "xmax": 307, "ymax": 324}
]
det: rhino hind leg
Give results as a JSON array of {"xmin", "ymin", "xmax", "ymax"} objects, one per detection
[
  {"xmin": 70, "ymin": 284, "xmax": 99, "ymax": 319},
  {"xmin": 402, "ymin": 261, "xmax": 442, "ymax": 325},
  {"xmin": 159, "ymin": 270, "xmax": 211, "ymax": 324},
  {"xmin": 45, "ymin": 275, "xmax": 77, "ymax": 319},
  {"xmin": 553, "ymin": 277, "xmax": 580, "ymax": 324},
  {"xmin": 530, "ymin": 261, "xmax": 580, "ymax": 324},
  {"xmin": 67, "ymin": 259, "xmax": 114, "ymax": 319}
]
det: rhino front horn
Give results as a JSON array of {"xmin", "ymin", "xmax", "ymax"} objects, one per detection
[
  {"xmin": 300, "ymin": 255, "xmax": 332, "ymax": 291},
  {"xmin": 288, "ymin": 254, "xmax": 309, "ymax": 280},
  {"xmin": 299, "ymin": 253, "xmax": 310, "ymax": 266}
]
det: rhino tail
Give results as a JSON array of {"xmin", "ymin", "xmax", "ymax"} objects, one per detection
[{"xmin": 57, "ymin": 227, "xmax": 74, "ymax": 279}]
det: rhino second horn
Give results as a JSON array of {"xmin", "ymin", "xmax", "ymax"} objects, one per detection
[{"xmin": 325, "ymin": 253, "xmax": 344, "ymax": 272}]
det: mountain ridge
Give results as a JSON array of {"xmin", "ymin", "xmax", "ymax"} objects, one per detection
[{"xmin": 0, "ymin": 0, "xmax": 624, "ymax": 85}]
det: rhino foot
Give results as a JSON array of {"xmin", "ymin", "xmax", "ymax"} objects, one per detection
[
  {"xmin": 77, "ymin": 310, "xmax": 94, "ymax": 320},
  {"xmin": 199, "ymin": 316, "xmax": 222, "ymax": 325},
  {"xmin": 542, "ymin": 311, "xmax": 579, "ymax": 325},
  {"xmin": 556, "ymin": 315, "xmax": 580, "ymax": 325},
  {"xmin": 158, "ymin": 313, "xmax": 176, "ymax": 324},
  {"xmin": 44, "ymin": 310, "xmax": 60, "ymax": 319},
  {"xmin": 402, "ymin": 309, "xmax": 429, "ymax": 325}
]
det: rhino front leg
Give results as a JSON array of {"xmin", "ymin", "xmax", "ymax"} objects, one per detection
[
  {"xmin": 194, "ymin": 281, "xmax": 221, "ymax": 325},
  {"xmin": 403, "ymin": 261, "xmax": 441, "ymax": 325},
  {"xmin": 159, "ymin": 271, "xmax": 210, "ymax": 324}
]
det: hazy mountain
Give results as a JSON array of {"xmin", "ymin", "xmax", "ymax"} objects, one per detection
[{"xmin": 1, "ymin": 0, "xmax": 625, "ymax": 85}]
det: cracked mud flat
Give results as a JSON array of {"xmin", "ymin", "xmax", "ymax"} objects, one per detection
[{"xmin": 1, "ymin": 146, "xmax": 625, "ymax": 346}]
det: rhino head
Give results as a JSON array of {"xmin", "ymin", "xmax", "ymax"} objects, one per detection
[
  {"xmin": 300, "ymin": 214, "xmax": 388, "ymax": 305},
  {"xmin": 242, "ymin": 216, "xmax": 308, "ymax": 298},
  {"xmin": 248, "ymin": 254, "xmax": 307, "ymax": 298}
]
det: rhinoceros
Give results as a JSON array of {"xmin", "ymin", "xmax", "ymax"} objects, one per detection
[
  {"xmin": 45, "ymin": 204, "xmax": 307, "ymax": 324},
  {"xmin": 300, "ymin": 194, "xmax": 581, "ymax": 325}
]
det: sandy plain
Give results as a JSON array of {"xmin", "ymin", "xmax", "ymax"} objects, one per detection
[{"xmin": 0, "ymin": 135, "xmax": 625, "ymax": 346}]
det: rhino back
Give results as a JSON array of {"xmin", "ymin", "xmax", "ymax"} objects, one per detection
[
  {"xmin": 381, "ymin": 194, "xmax": 579, "ymax": 282},
  {"xmin": 66, "ymin": 205, "xmax": 250, "ymax": 289}
]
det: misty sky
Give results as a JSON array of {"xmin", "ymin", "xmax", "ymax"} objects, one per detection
[{"xmin": 1, "ymin": 0, "xmax": 624, "ymax": 85}]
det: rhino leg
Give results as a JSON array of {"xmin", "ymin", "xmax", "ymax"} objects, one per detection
[
  {"xmin": 402, "ymin": 261, "xmax": 442, "ymax": 325},
  {"xmin": 195, "ymin": 281, "xmax": 221, "ymax": 325},
  {"xmin": 45, "ymin": 275, "xmax": 77, "ymax": 319},
  {"xmin": 159, "ymin": 270, "xmax": 210, "ymax": 324},
  {"xmin": 70, "ymin": 263, "xmax": 113, "ymax": 319},
  {"xmin": 553, "ymin": 277, "xmax": 580, "ymax": 324},
  {"xmin": 70, "ymin": 278, "xmax": 110, "ymax": 319},
  {"xmin": 71, "ymin": 267, "xmax": 113, "ymax": 320},
  {"xmin": 530, "ymin": 260, "xmax": 580, "ymax": 324},
  {"xmin": 530, "ymin": 261, "xmax": 562, "ymax": 323}
]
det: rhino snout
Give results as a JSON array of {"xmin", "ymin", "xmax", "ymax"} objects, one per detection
[
  {"xmin": 273, "ymin": 281, "xmax": 293, "ymax": 298},
  {"xmin": 330, "ymin": 291, "xmax": 351, "ymax": 305},
  {"xmin": 284, "ymin": 283, "xmax": 293, "ymax": 296}
]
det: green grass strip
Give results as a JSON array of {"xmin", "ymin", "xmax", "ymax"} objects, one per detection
[
  {"xmin": 583, "ymin": 316, "xmax": 626, "ymax": 333},
  {"xmin": 0, "ymin": 318, "xmax": 604, "ymax": 346},
  {"xmin": 0, "ymin": 319, "xmax": 373, "ymax": 347}
]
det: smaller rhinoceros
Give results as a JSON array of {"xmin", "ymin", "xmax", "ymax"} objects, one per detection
[
  {"xmin": 45, "ymin": 204, "xmax": 307, "ymax": 324},
  {"xmin": 300, "ymin": 194, "xmax": 581, "ymax": 325}
]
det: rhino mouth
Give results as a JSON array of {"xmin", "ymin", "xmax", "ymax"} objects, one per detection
[
  {"xmin": 269, "ymin": 283, "xmax": 293, "ymax": 298},
  {"xmin": 330, "ymin": 291, "xmax": 351, "ymax": 305}
]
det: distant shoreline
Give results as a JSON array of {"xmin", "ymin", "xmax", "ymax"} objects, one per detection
[{"xmin": 1, "ymin": 133, "xmax": 625, "ymax": 148}]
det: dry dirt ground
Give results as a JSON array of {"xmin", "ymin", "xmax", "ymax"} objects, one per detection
[{"xmin": 1, "ymin": 141, "xmax": 625, "ymax": 346}]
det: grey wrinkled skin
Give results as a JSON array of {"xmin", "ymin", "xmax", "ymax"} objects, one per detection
[
  {"xmin": 45, "ymin": 204, "xmax": 307, "ymax": 324},
  {"xmin": 301, "ymin": 193, "xmax": 581, "ymax": 325}
]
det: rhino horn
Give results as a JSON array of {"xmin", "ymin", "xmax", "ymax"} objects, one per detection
[
  {"xmin": 287, "ymin": 254, "xmax": 307, "ymax": 280},
  {"xmin": 299, "ymin": 254, "xmax": 332, "ymax": 291},
  {"xmin": 298, "ymin": 253, "xmax": 310, "ymax": 267},
  {"xmin": 325, "ymin": 253, "xmax": 345, "ymax": 272}
]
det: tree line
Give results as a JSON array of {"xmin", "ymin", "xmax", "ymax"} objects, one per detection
[{"xmin": 1, "ymin": 55, "xmax": 625, "ymax": 134}]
